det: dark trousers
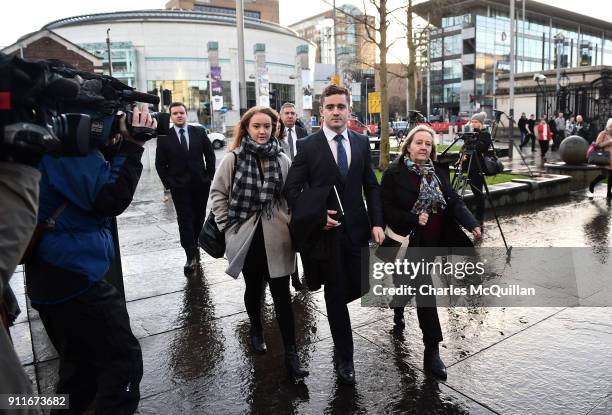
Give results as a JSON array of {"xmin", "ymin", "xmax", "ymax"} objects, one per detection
[
  {"xmin": 538, "ymin": 140, "xmax": 550, "ymax": 158},
  {"xmin": 469, "ymin": 171, "xmax": 485, "ymax": 224},
  {"xmin": 242, "ymin": 222, "xmax": 295, "ymax": 348},
  {"xmin": 393, "ymin": 270, "xmax": 443, "ymax": 345},
  {"xmin": 32, "ymin": 280, "xmax": 143, "ymax": 415},
  {"xmin": 520, "ymin": 132, "xmax": 536, "ymax": 150},
  {"xmin": 171, "ymin": 179, "xmax": 210, "ymax": 260},
  {"xmin": 324, "ymin": 230, "xmax": 362, "ymax": 363}
]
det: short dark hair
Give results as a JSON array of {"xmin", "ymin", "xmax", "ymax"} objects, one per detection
[
  {"xmin": 320, "ymin": 84, "xmax": 351, "ymax": 106},
  {"xmin": 169, "ymin": 102, "xmax": 187, "ymax": 112}
]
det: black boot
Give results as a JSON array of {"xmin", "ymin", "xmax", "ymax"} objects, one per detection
[
  {"xmin": 393, "ymin": 307, "xmax": 405, "ymax": 331},
  {"xmin": 285, "ymin": 345, "xmax": 309, "ymax": 380},
  {"xmin": 184, "ymin": 257, "xmax": 197, "ymax": 276},
  {"xmin": 589, "ymin": 174, "xmax": 605, "ymax": 193},
  {"xmin": 249, "ymin": 331, "xmax": 267, "ymax": 354},
  {"xmin": 290, "ymin": 272, "xmax": 303, "ymax": 291},
  {"xmin": 423, "ymin": 342, "xmax": 447, "ymax": 380}
]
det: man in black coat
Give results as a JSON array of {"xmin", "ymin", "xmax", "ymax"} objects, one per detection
[
  {"xmin": 155, "ymin": 102, "xmax": 216, "ymax": 275},
  {"xmin": 279, "ymin": 102, "xmax": 308, "ymax": 160},
  {"xmin": 278, "ymin": 102, "xmax": 308, "ymax": 290},
  {"xmin": 285, "ymin": 84, "xmax": 385, "ymax": 385}
]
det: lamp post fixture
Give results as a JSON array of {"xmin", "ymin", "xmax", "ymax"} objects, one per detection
[{"xmin": 554, "ymin": 32, "xmax": 565, "ymax": 96}]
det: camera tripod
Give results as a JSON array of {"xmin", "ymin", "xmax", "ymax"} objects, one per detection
[
  {"xmin": 440, "ymin": 134, "xmax": 512, "ymax": 256},
  {"xmin": 491, "ymin": 110, "xmax": 535, "ymax": 177}
]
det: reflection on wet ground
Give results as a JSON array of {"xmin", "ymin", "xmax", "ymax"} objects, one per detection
[{"xmin": 9, "ymin": 146, "xmax": 612, "ymax": 414}]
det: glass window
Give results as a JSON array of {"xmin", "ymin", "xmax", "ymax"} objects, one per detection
[
  {"xmin": 444, "ymin": 59, "xmax": 462, "ymax": 80},
  {"xmin": 444, "ymin": 35, "xmax": 462, "ymax": 56}
]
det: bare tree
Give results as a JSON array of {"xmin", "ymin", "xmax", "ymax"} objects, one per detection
[{"xmin": 322, "ymin": 0, "xmax": 404, "ymax": 170}]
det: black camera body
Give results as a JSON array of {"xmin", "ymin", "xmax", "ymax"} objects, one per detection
[{"xmin": 0, "ymin": 53, "xmax": 169, "ymax": 163}]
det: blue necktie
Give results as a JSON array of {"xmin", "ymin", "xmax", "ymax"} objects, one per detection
[
  {"xmin": 179, "ymin": 128, "xmax": 188, "ymax": 151},
  {"xmin": 334, "ymin": 134, "xmax": 348, "ymax": 177}
]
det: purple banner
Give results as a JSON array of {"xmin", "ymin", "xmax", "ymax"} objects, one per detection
[{"xmin": 211, "ymin": 66, "xmax": 222, "ymax": 96}]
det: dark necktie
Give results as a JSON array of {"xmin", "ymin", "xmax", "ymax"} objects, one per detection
[
  {"xmin": 288, "ymin": 128, "xmax": 295, "ymax": 161},
  {"xmin": 334, "ymin": 134, "xmax": 348, "ymax": 177},
  {"xmin": 179, "ymin": 128, "xmax": 188, "ymax": 151}
]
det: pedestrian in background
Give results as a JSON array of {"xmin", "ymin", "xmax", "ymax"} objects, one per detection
[
  {"xmin": 536, "ymin": 118, "xmax": 553, "ymax": 161},
  {"xmin": 155, "ymin": 102, "xmax": 216, "ymax": 276},
  {"xmin": 588, "ymin": 118, "xmax": 612, "ymax": 199}
]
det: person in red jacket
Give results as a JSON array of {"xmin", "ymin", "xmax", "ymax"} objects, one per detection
[{"xmin": 536, "ymin": 118, "xmax": 553, "ymax": 161}]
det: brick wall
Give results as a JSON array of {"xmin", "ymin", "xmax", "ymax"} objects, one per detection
[{"xmin": 23, "ymin": 37, "xmax": 96, "ymax": 72}]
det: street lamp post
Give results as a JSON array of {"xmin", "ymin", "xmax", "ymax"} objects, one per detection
[{"xmin": 364, "ymin": 77, "xmax": 369, "ymax": 124}]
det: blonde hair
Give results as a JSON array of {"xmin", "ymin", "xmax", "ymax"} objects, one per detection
[
  {"xmin": 400, "ymin": 125, "xmax": 437, "ymax": 161},
  {"xmin": 229, "ymin": 106, "xmax": 279, "ymax": 151}
]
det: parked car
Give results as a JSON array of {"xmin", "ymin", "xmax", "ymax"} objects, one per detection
[
  {"xmin": 208, "ymin": 132, "xmax": 227, "ymax": 149},
  {"xmin": 170, "ymin": 122, "xmax": 227, "ymax": 149},
  {"xmin": 347, "ymin": 118, "xmax": 370, "ymax": 136},
  {"xmin": 391, "ymin": 121, "xmax": 410, "ymax": 138}
]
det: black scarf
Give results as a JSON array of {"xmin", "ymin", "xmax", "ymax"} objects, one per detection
[{"xmin": 227, "ymin": 136, "xmax": 283, "ymax": 227}]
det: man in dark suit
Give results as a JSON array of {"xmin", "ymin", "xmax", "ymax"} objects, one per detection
[
  {"xmin": 279, "ymin": 102, "xmax": 308, "ymax": 160},
  {"xmin": 155, "ymin": 102, "xmax": 215, "ymax": 276},
  {"xmin": 285, "ymin": 85, "xmax": 385, "ymax": 385},
  {"xmin": 279, "ymin": 102, "xmax": 308, "ymax": 290}
]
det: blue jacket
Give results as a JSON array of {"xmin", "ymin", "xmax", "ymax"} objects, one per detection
[{"xmin": 28, "ymin": 140, "xmax": 144, "ymax": 304}]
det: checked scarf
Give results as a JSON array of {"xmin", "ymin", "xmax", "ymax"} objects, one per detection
[
  {"xmin": 227, "ymin": 136, "xmax": 283, "ymax": 228},
  {"xmin": 404, "ymin": 158, "xmax": 447, "ymax": 214}
]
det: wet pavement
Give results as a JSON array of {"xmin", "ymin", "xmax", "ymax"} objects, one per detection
[{"xmin": 8, "ymin": 142, "xmax": 612, "ymax": 414}]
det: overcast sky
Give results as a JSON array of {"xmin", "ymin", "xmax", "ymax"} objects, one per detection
[{"xmin": 3, "ymin": 0, "xmax": 610, "ymax": 63}]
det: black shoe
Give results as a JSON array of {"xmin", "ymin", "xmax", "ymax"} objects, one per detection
[
  {"xmin": 250, "ymin": 332, "xmax": 267, "ymax": 354},
  {"xmin": 423, "ymin": 343, "xmax": 447, "ymax": 381},
  {"xmin": 291, "ymin": 272, "xmax": 303, "ymax": 291},
  {"xmin": 336, "ymin": 359, "xmax": 356, "ymax": 385},
  {"xmin": 393, "ymin": 307, "xmax": 405, "ymax": 331},
  {"xmin": 589, "ymin": 174, "xmax": 604, "ymax": 193},
  {"xmin": 285, "ymin": 345, "xmax": 309, "ymax": 380},
  {"xmin": 183, "ymin": 258, "xmax": 197, "ymax": 276}
]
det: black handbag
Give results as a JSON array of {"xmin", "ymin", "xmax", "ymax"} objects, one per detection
[
  {"xmin": 198, "ymin": 152, "xmax": 237, "ymax": 259},
  {"xmin": 482, "ymin": 154, "xmax": 504, "ymax": 176},
  {"xmin": 588, "ymin": 150, "xmax": 610, "ymax": 166},
  {"xmin": 199, "ymin": 211, "xmax": 225, "ymax": 258}
]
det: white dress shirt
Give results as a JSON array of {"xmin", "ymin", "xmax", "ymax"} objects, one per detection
[
  {"xmin": 322, "ymin": 124, "xmax": 351, "ymax": 167},
  {"xmin": 174, "ymin": 125, "xmax": 190, "ymax": 150}
]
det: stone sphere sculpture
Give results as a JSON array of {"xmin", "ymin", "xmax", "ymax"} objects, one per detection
[{"xmin": 559, "ymin": 135, "xmax": 589, "ymax": 164}]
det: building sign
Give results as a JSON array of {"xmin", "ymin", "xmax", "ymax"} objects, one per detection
[
  {"xmin": 368, "ymin": 91, "xmax": 381, "ymax": 114},
  {"xmin": 211, "ymin": 66, "xmax": 223, "ymax": 97},
  {"xmin": 303, "ymin": 95, "xmax": 312, "ymax": 110},
  {"xmin": 212, "ymin": 95, "xmax": 224, "ymax": 111}
]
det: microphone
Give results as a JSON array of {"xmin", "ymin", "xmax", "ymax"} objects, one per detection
[
  {"xmin": 120, "ymin": 90, "xmax": 160, "ymax": 105},
  {"xmin": 43, "ymin": 77, "xmax": 80, "ymax": 99}
]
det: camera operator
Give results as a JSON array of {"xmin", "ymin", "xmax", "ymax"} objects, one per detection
[
  {"xmin": 461, "ymin": 112, "xmax": 492, "ymax": 228},
  {"xmin": 0, "ymin": 160, "xmax": 42, "ymax": 412},
  {"xmin": 24, "ymin": 104, "xmax": 156, "ymax": 415}
]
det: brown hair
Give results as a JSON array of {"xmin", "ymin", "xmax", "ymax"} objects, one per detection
[
  {"xmin": 320, "ymin": 84, "xmax": 351, "ymax": 106},
  {"xmin": 169, "ymin": 102, "xmax": 187, "ymax": 112},
  {"xmin": 400, "ymin": 125, "xmax": 438, "ymax": 161},
  {"xmin": 229, "ymin": 106, "xmax": 279, "ymax": 151}
]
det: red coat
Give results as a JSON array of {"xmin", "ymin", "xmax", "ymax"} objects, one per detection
[{"xmin": 536, "ymin": 123, "xmax": 553, "ymax": 141}]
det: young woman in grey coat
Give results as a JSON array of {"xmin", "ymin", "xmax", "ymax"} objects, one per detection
[{"xmin": 209, "ymin": 106, "xmax": 308, "ymax": 380}]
